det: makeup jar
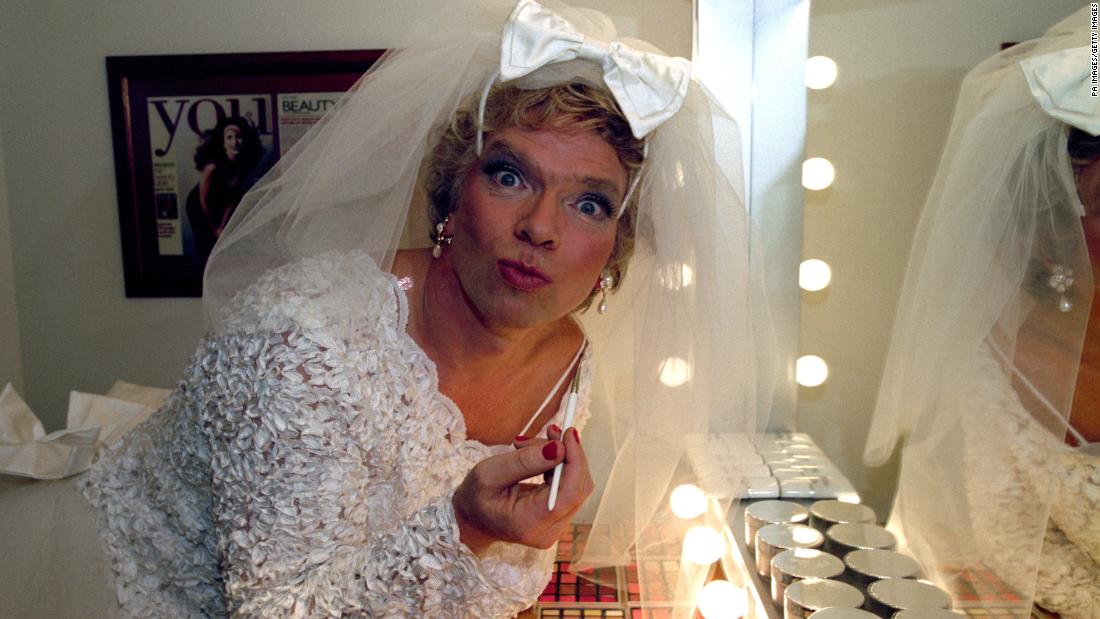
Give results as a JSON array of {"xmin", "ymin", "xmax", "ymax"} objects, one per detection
[
  {"xmin": 892, "ymin": 608, "xmax": 966, "ymax": 619},
  {"xmin": 772, "ymin": 467, "xmax": 845, "ymax": 480},
  {"xmin": 771, "ymin": 548, "xmax": 845, "ymax": 606},
  {"xmin": 744, "ymin": 500, "xmax": 809, "ymax": 548},
  {"xmin": 809, "ymin": 500, "xmax": 876, "ymax": 534},
  {"xmin": 865, "ymin": 579, "xmax": 952, "ymax": 616},
  {"xmin": 785, "ymin": 578, "xmax": 865, "ymax": 619},
  {"xmin": 825, "ymin": 522, "xmax": 896, "ymax": 555},
  {"xmin": 843, "ymin": 549, "xmax": 921, "ymax": 588},
  {"xmin": 780, "ymin": 477, "xmax": 859, "ymax": 500},
  {"xmin": 806, "ymin": 608, "xmax": 879, "ymax": 619},
  {"xmin": 744, "ymin": 464, "xmax": 775, "ymax": 477},
  {"xmin": 744, "ymin": 477, "xmax": 781, "ymax": 499},
  {"xmin": 756, "ymin": 523, "xmax": 825, "ymax": 579}
]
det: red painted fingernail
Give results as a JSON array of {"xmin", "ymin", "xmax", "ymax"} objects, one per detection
[
  {"xmin": 514, "ymin": 435, "xmax": 529, "ymax": 442},
  {"xmin": 551, "ymin": 424, "xmax": 562, "ymax": 434},
  {"xmin": 542, "ymin": 442, "xmax": 559, "ymax": 460},
  {"xmin": 570, "ymin": 428, "xmax": 580, "ymax": 445}
]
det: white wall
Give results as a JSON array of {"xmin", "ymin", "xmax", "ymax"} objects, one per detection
[
  {"xmin": 0, "ymin": 0, "xmax": 691, "ymax": 430},
  {"xmin": 799, "ymin": 0, "xmax": 1084, "ymax": 516},
  {"xmin": 0, "ymin": 125, "xmax": 23, "ymax": 395},
  {"xmin": 0, "ymin": 4, "xmax": 24, "ymax": 394}
]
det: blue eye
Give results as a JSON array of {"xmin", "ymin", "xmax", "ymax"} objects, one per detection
[
  {"xmin": 578, "ymin": 199, "xmax": 600, "ymax": 216},
  {"xmin": 576, "ymin": 194, "xmax": 614, "ymax": 219},
  {"xmin": 485, "ymin": 163, "xmax": 524, "ymax": 189}
]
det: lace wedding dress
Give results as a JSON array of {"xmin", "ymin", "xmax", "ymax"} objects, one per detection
[
  {"xmin": 966, "ymin": 344, "xmax": 1100, "ymax": 619},
  {"xmin": 1, "ymin": 251, "xmax": 590, "ymax": 618}
]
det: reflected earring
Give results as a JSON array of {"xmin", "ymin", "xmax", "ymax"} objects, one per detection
[
  {"xmin": 597, "ymin": 270, "xmax": 614, "ymax": 314},
  {"xmin": 431, "ymin": 215, "xmax": 454, "ymax": 259},
  {"xmin": 1048, "ymin": 264, "xmax": 1075, "ymax": 312}
]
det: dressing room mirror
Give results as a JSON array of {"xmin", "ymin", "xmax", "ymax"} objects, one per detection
[{"xmin": 798, "ymin": 0, "xmax": 1086, "ymax": 516}]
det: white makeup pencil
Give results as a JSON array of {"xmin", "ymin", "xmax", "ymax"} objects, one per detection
[{"xmin": 547, "ymin": 370, "xmax": 581, "ymax": 511}]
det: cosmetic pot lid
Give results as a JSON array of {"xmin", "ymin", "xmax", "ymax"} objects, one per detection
[
  {"xmin": 844, "ymin": 549, "xmax": 921, "ymax": 579},
  {"xmin": 786, "ymin": 578, "xmax": 865, "ymax": 611},
  {"xmin": 810, "ymin": 500, "xmax": 876, "ymax": 525},
  {"xmin": 867, "ymin": 579, "xmax": 952, "ymax": 610},
  {"xmin": 807, "ymin": 608, "xmax": 879, "ymax": 619},
  {"xmin": 892, "ymin": 608, "xmax": 966, "ymax": 619},
  {"xmin": 745, "ymin": 500, "xmax": 809, "ymax": 524},
  {"xmin": 758, "ymin": 523, "xmax": 825, "ymax": 550},
  {"xmin": 772, "ymin": 548, "xmax": 844, "ymax": 579},
  {"xmin": 827, "ymin": 522, "xmax": 896, "ymax": 550}
]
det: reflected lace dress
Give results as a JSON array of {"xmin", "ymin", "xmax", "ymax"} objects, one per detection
[
  {"xmin": 966, "ymin": 344, "xmax": 1099, "ymax": 618},
  {"xmin": 9, "ymin": 251, "xmax": 592, "ymax": 618}
]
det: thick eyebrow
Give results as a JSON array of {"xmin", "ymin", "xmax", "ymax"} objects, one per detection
[{"xmin": 482, "ymin": 138, "xmax": 624, "ymax": 201}]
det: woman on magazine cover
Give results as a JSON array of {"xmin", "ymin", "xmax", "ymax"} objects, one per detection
[{"xmin": 185, "ymin": 115, "xmax": 264, "ymax": 258}]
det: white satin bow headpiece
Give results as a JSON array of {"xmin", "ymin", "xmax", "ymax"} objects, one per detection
[
  {"xmin": 498, "ymin": 0, "xmax": 692, "ymax": 139},
  {"xmin": 1021, "ymin": 46, "xmax": 1100, "ymax": 135}
]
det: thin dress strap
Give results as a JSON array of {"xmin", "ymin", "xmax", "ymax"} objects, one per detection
[{"xmin": 516, "ymin": 337, "xmax": 587, "ymax": 438}]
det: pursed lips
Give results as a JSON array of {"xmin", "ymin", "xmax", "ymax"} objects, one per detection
[{"xmin": 497, "ymin": 259, "xmax": 551, "ymax": 291}]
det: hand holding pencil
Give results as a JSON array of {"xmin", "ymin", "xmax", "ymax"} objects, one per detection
[{"xmin": 451, "ymin": 373, "xmax": 592, "ymax": 553}]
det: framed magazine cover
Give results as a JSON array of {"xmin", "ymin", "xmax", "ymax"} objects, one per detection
[{"xmin": 107, "ymin": 50, "xmax": 384, "ymax": 297}]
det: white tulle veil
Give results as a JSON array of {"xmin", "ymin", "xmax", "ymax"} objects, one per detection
[
  {"xmin": 204, "ymin": 0, "xmax": 775, "ymax": 614},
  {"xmin": 868, "ymin": 6, "xmax": 1098, "ymax": 616}
]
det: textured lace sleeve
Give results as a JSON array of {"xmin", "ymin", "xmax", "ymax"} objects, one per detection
[
  {"xmin": 201, "ymin": 327, "xmax": 548, "ymax": 618},
  {"xmin": 197, "ymin": 253, "xmax": 556, "ymax": 616}
]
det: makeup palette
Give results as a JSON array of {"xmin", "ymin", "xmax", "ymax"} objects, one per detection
[
  {"xmin": 938, "ymin": 565, "xmax": 1029, "ymax": 619},
  {"xmin": 538, "ymin": 609, "xmax": 627, "ymax": 618},
  {"xmin": 525, "ymin": 523, "xmax": 679, "ymax": 619}
]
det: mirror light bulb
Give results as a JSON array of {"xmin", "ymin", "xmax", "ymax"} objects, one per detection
[
  {"xmin": 796, "ymin": 355, "xmax": 829, "ymax": 387},
  {"xmin": 670, "ymin": 484, "xmax": 708, "ymax": 520},
  {"xmin": 792, "ymin": 526, "xmax": 824, "ymax": 545},
  {"xmin": 683, "ymin": 526, "xmax": 725, "ymax": 565},
  {"xmin": 658, "ymin": 263, "xmax": 695, "ymax": 290},
  {"xmin": 799, "ymin": 259, "xmax": 832, "ymax": 292},
  {"xmin": 698, "ymin": 579, "xmax": 745, "ymax": 619},
  {"xmin": 802, "ymin": 157, "xmax": 835, "ymax": 190},
  {"xmin": 659, "ymin": 357, "xmax": 692, "ymax": 387},
  {"xmin": 806, "ymin": 55, "xmax": 838, "ymax": 90},
  {"xmin": 836, "ymin": 491, "xmax": 862, "ymax": 504}
]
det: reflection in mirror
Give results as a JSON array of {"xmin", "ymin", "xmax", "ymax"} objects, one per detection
[
  {"xmin": 800, "ymin": 0, "xmax": 1084, "ymax": 517},
  {"xmin": 826, "ymin": 3, "xmax": 1098, "ymax": 618}
]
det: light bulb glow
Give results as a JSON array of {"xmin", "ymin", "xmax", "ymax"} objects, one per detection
[
  {"xmin": 698, "ymin": 579, "xmax": 746, "ymax": 619},
  {"xmin": 659, "ymin": 357, "xmax": 692, "ymax": 387},
  {"xmin": 670, "ymin": 484, "xmax": 708, "ymax": 520},
  {"xmin": 802, "ymin": 157, "xmax": 835, "ymax": 190},
  {"xmin": 683, "ymin": 526, "xmax": 726, "ymax": 565},
  {"xmin": 792, "ymin": 526, "xmax": 824, "ymax": 545},
  {"xmin": 805, "ymin": 56, "xmax": 838, "ymax": 90},
  {"xmin": 657, "ymin": 263, "xmax": 695, "ymax": 290},
  {"xmin": 799, "ymin": 259, "xmax": 832, "ymax": 292},
  {"xmin": 796, "ymin": 355, "xmax": 829, "ymax": 387}
]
